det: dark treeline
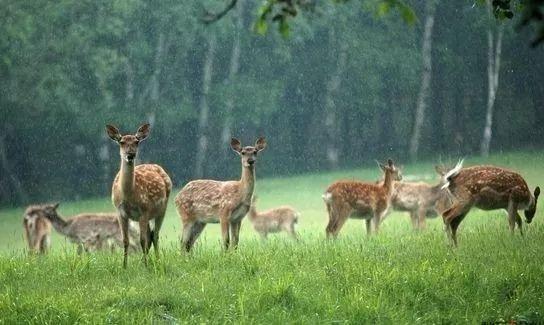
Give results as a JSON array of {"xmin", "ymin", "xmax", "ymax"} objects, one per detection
[{"xmin": 1, "ymin": 0, "xmax": 543, "ymax": 206}]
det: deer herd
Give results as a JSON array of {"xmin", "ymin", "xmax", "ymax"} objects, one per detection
[{"xmin": 22, "ymin": 123, "xmax": 540, "ymax": 267}]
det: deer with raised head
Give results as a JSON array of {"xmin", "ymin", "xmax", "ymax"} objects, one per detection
[
  {"xmin": 175, "ymin": 137, "xmax": 267, "ymax": 252},
  {"xmin": 38, "ymin": 203, "xmax": 140, "ymax": 253},
  {"xmin": 23, "ymin": 205, "xmax": 52, "ymax": 254},
  {"xmin": 106, "ymin": 123, "xmax": 172, "ymax": 267},
  {"xmin": 248, "ymin": 196, "xmax": 300, "ymax": 240},
  {"xmin": 323, "ymin": 159, "xmax": 402, "ymax": 238},
  {"xmin": 442, "ymin": 160, "xmax": 540, "ymax": 246},
  {"xmin": 388, "ymin": 165, "xmax": 454, "ymax": 230}
]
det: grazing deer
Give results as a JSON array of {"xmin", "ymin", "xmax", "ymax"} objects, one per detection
[
  {"xmin": 323, "ymin": 159, "xmax": 402, "ymax": 238},
  {"xmin": 23, "ymin": 205, "xmax": 52, "ymax": 254},
  {"xmin": 388, "ymin": 166, "xmax": 453, "ymax": 230},
  {"xmin": 39, "ymin": 203, "xmax": 140, "ymax": 253},
  {"xmin": 442, "ymin": 160, "xmax": 540, "ymax": 246},
  {"xmin": 106, "ymin": 123, "xmax": 172, "ymax": 267},
  {"xmin": 248, "ymin": 196, "xmax": 300, "ymax": 240},
  {"xmin": 175, "ymin": 137, "xmax": 267, "ymax": 252}
]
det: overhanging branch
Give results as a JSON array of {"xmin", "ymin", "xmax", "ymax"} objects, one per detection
[{"xmin": 201, "ymin": 0, "xmax": 238, "ymax": 24}]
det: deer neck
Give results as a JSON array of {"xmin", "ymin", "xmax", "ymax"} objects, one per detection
[
  {"xmin": 382, "ymin": 172, "xmax": 394, "ymax": 197},
  {"xmin": 119, "ymin": 159, "xmax": 136, "ymax": 201},
  {"xmin": 48, "ymin": 213, "xmax": 69, "ymax": 235},
  {"xmin": 239, "ymin": 165, "xmax": 256, "ymax": 204}
]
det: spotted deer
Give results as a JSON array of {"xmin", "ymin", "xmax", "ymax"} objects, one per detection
[
  {"xmin": 248, "ymin": 196, "xmax": 300, "ymax": 240},
  {"xmin": 442, "ymin": 161, "xmax": 540, "ymax": 246},
  {"xmin": 106, "ymin": 123, "xmax": 172, "ymax": 267},
  {"xmin": 175, "ymin": 137, "xmax": 267, "ymax": 252},
  {"xmin": 323, "ymin": 159, "xmax": 402, "ymax": 238},
  {"xmin": 388, "ymin": 165, "xmax": 454, "ymax": 230},
  {"xmin": 38, "ymin": 203, "xmax": 140, "ymax": 253},
  {"xmin": 23, "ymin": 205, "xmax": 52, "ymax": 254}
]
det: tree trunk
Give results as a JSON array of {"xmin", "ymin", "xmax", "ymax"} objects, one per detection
[
  {"xmin": 221, "ymin": 0, "xmax": 244, "ymax": 163},
  {"xmin": 324, "ymin": 28, "xmax": 348, "ymax": 170},
  {"xmin": 194, "ymin": 34, "xmax": 217, "ymax": 178},
  {"xmin": 480, "ymin": 0, "xmax": 503, "ymax": 157},
  {"xmin": 409, "ymin": 0, "xmax": 436, "ymax": 162},
  {"xmin": 0, "ymin": 131, "xmax": 27, "ymax": 203}
]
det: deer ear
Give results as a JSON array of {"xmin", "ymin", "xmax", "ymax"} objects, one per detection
[
  {"xmin": 231, "ymin": 138, "xmax": 242, "ymax": 153},
  {"xmin": 106, "ymin": 125, "xmax": 122, "ymax": 142},
  {"xmin": 377, "ymin": 160, "xmax": 386, "ymax": 171},
  {"xmin": 255, "ymin": 137, "xmax": 267, "ymax": 152},
  {"xmin": 535, "ymin": 186, "xmax": 540, "ymax": 200},
  {"xmin": 135, "ymin": 123, "xmax": 150, "ymax": 141}
]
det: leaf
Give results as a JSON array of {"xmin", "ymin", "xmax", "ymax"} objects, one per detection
[
  {"xmin": 377, "ymin": 1, "xmax": 391, "ymax": 17},
  {"xmin": 279, "ymin": 18, "xmax": 290, "ymax": 38},
  {"xmin": 255, "ymin": 18, "xmax": 268, "ymax": 35}
]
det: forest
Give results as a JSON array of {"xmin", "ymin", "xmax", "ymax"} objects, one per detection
[{"xmin": 1, "ymin": 0, "xmax": 543, "ymax": 206}]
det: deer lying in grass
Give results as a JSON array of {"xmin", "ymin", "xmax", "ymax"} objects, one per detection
[
  {"xmin": 442, "ymin": 160, "xmax": 540, "ymax": 246},
  {"xmin": 176, "ymin": 137, "xmax": 267, "ymax": 252},
  {"xmin": 38, "ymin": 203, "xmax": 139, "ymax": 253},
  {"xmin": 388, "ymin": 166, "xmax": 453, "ymax": 230},
  {"xmin": 23, "ymin": 205, "xmax": 52, "ymax": 254},
  {"xmin": 323, "ymin": 159, "xmax": 402, "ymax": 238},
  {"xmin": 248, "ymin": 196, "xmax": 300, "ymax": 240},
  {"xmin": 107, "ymin": 123, "xmax": 172, "ymax": 267}
]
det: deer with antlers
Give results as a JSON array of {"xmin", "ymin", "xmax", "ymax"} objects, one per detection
[
  {"xmin": 23, "ymin": 205, "xmax": 52, "ymax": 254},
  {"xmin": 442, "ymin": 160, "xmax": 540, "ymax": 246},
  {"xmin": 323, "ymin": 159, "xmax": 402, "ymax": 238},
  {"xmin": 175, "ymin": 137, "xmax": 266, "ymax": 252},
  {"xmin": 248, "ymin": 196, "xmax": 300, "ymax": 240},
  {"xmin": 107, "ymin": 123, "xmax": 172, "ymax": 267}
]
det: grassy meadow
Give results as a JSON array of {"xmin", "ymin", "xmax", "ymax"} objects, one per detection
[{"xmin": 1, "ymin": 152, "xmax": 544, "ymax": 324}]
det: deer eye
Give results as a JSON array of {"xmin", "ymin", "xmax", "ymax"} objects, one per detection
[{"xmin": 119, "ymin": 140, "xmax": 126, "ymax": 145}]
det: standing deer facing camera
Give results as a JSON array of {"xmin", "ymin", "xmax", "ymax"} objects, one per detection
[
  {"xmin": 175, "ymin": 137, "xmax": 266, "ymax": 252},
  {"xmin": 442, "ymin": 160, "xmax": 540, "ymax": 246},
  {"xmin": 323, "ymin": 159, "xmax": 402, "ymax": 238},
  {"xmin": 106, "ymin": 123, "xmax": 172, "ymax": 267},
  {"xmin": 23, "ymin": 204, "xmax": 52, "ymax": 254}
]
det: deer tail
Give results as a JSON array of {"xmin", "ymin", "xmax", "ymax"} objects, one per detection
[
  {"xmin": 322, "ymin": 191, "xmax": 333, "ymax": 204},
  {"xmin": 441, "ymin": 159, "xmax": 464, "ymax": 190}
]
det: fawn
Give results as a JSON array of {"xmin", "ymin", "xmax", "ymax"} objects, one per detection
[
  {"xmin": 175, "ymin": 137, "xmax": 267, "ymax": 252},
  {"xmin": 23, "ymin": 205, "xmax": 52, "ymax": 254},
  {"xmin": 39, "ymin": 203, "xmax": 139, "ymax": 253},
  {"xmin": 388, "ymin": 165, "xmax": 453, "ymax": 230},
  {"xmin": 248, "ymin": 196, "xmax": 300, "ymax": 240},
  {"xmin": 442, "ymin": 160, "xmax": 540, "ymax": 246},
  {"xmin": 323, "ymin": 159, "xmax": 402, "ymax": 238},
  {"xmin": 107, "ymin": 123, "xmax": 172, "ymax": 267}
]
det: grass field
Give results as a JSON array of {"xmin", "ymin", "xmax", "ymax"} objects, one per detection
[{"xmin": 1, "ymin": 152, "xmax": 543, "ymax": 324}]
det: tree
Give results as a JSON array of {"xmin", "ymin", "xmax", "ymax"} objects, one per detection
[
  {"xmin": 409, "ymin": 0, "xmax": 437, "ymax": 162},
  {"xmin": 480, "ymin": 0, "xmax": 504, "ymax": 157}
]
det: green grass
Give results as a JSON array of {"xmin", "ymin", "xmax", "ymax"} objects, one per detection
[{"xmin": 1, "ymin": 151, "xmax": 544, "ymax": 324}]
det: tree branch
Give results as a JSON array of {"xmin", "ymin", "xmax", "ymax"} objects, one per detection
[{"xmin": 202, "ymin": 0, "xmax": 238, "ymax": 24}]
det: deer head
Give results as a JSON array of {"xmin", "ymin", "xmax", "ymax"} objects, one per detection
[
  {"xmin": 378, "ymin": 159, "xmax": 402, "ymax": 181},
  {"xmin": 230, "ymin": 137, "xmax": 267, "ymax": 167},
  {"xmin": 524, "ymin": 186, "xmax": 540, "ymax": 224},
  {"xmin": 106, "ymin": 123, "xmax": 150, "ymax": 164}
]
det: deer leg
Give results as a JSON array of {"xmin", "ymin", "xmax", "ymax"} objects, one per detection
[
  {"xmin": 288, "ymin": 223, "xmax": 299, "ymax": 241},
  {"xmin": 181, "ymin": 222, "xmax": 195, "ymax": 252},
  {"xmin": 151, "ymin": 212, "xmax": 166, "ymax": 259},
  {"xmin": 507, "ymin": 200, "xmax": 521, "ymax": 235},
  {"xmin": 118, "ymin": 216, "xmax": 130, "ymax": 268},
  {"xmin": 418, "ymin": 207, "xmax": 427, "ymax": 230},
  {"xmin": 515, "ymin": 212, "xmax": 523, "ymax": 236},
  {"xmin": 442, "ymin": 203, "xmax": 471, "ymax": 247},
  {"xmin": 365, "ymin": 219, "xmax": 372, "ymax": 236},
  {"xmin": 331, "ymin": 213, "xmax": 348, "ymax": 238},
  {"xmin": 138, "ymin": 219, "xmax": 150, "ymax": 266},
  {"xmin": 188, "ymin": 222, "xmax": 206, "ymax": 248},
  {"xmin": 325, "ymin": 204, "xmax": 336, "ymax": 239},
  {"xmin": 409, "ymin": 211, "xmax": 418, "ymax": 230},
  {"xmin": 230, "ymin": 221, "xmax": 242, "ymax": 249},
  {"xmin": 40, "ymin": 235, "xmax": 50, "ymax": 254},
  {"xmin": 220, "ymin": 217, "xmax": 230, "ymax": 250}
]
